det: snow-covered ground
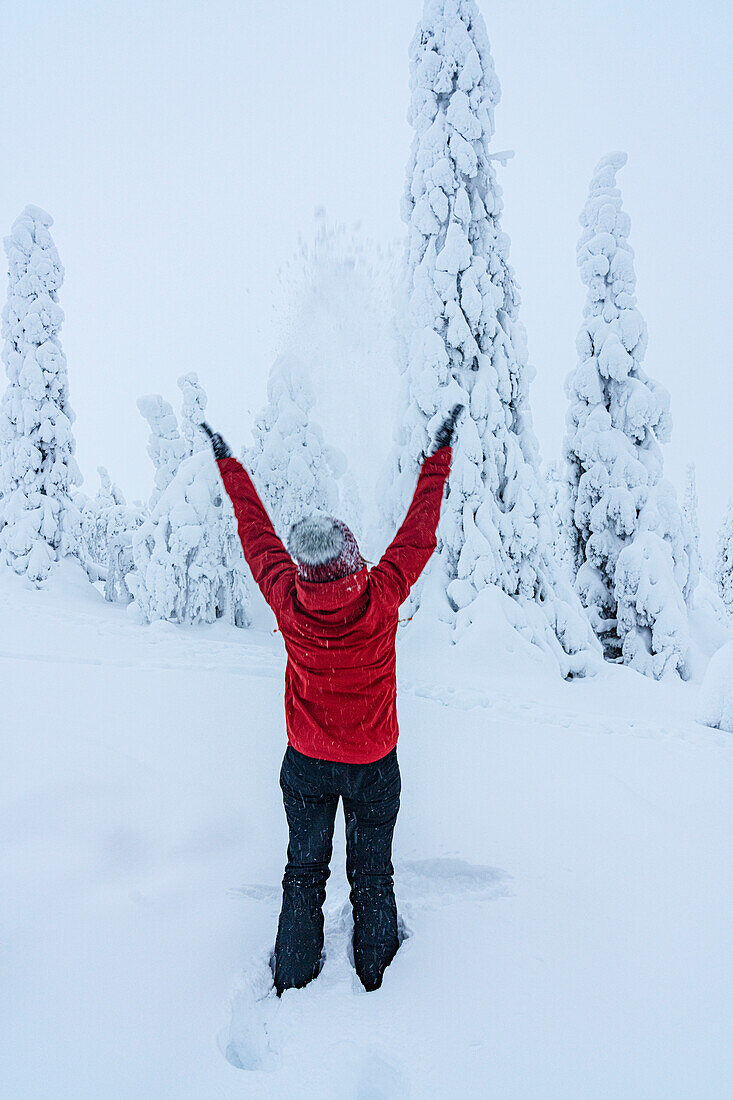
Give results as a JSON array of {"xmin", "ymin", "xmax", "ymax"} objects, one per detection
[{"xmin": 3, "ymin": 565, "xmax": 732, "ymax": 1098}]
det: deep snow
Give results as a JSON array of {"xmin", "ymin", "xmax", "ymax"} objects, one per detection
[{"xmin": 2, "ymin": 563, "xmax": 732, "ymax": 1098}]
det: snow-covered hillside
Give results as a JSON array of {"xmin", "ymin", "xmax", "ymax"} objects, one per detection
[{"xmin": 2, "ymin": 566, "xmax": 731, "ymax": 1098}]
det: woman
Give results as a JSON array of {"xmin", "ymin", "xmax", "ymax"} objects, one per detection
[{"xmin": 202, "ymin": 405, "xmax": 459, "ymax": 994}]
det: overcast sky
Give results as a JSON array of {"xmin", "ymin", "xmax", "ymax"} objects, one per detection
[{"xmin": 1, "ymin": 0, "xmax": 731, "ymax": 551}]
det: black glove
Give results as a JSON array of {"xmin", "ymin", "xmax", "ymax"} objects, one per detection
[
  {"xmin": 200, "ymin": 421, "xmax": 232, "ymax": 461},
  {"xmin": 431, "ymin": 404, "xmax": 463, "ymax": 453}
]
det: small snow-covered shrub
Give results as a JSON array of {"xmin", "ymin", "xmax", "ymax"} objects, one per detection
[
  {"xmin": 130, "ymin": 377, "xmax": 249, "ymax": 626},
  {"xmin": 0, "ymin": 206, "xmax": 84, "ymax": 583},
  {"xmin": 79, "ymin": 466, "xmax": 143, "ymax": 576},
  {"xmin": 615, "ymin": 532, "xmax": 689, "ymax": 679},
  {"xmin": 245, "ymin": 355, "xmax": 344, "ymax": 540},
  {"xmin": 130, "ymin": 450, "xmax": 249, "ymax": 626},
  {"xmin": 105, "ymin": 529, "xmax": 138, "ymax": 604},
  {"xmin": 698, "ymin": 640, "xmax": 733, "ymax": 732}
]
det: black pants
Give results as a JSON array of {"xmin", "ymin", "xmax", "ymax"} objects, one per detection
[{"xmin": 273, "ymin": 744, "xmax": 401, "ymax": 995}]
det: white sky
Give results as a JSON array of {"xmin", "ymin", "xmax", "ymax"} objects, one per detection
[{"xmin": 1, "ymin": 0, "xmax": 731, "ymax": 552}]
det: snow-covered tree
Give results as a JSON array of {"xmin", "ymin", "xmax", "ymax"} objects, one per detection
[
  {"xmin": 561, "ymin": 153, "xmax": 693, "ymax": 678},
  {"xmin": 178, "ymin": 372, "xmax": 208, "ymax": 456},
  {"xmin": 714, "ymin": 502, "xmax": 733, "ymax": 616},
  {"xmin": 245, "ymin": 355, "xmax": 345, "ymax": 540},
  {"xmin": 390, "ymin": 0, "xmax": 598, "ymax": 676},
  {"xmin": 136, "ymin": 395, "xmax": 187, "ymax": 507},
  {"xmin": 129, "ymin": 451, "xmax": 250, "ymax": 626},
  {"xmin": 0, "ymin": 205, "xmax": 84, "ymax": 584},
  {"xmin": 129, "ymin": 382, "xmax": 249, "ymax": 626},
  {"xmin": 80, "ymin": 466, "xmax": 124, "ymax": 566},
  {"xmin": 105, "ymin": 527, "xmax": 139, "ymax": 604},
  {"xmin": 545, "ymin": 459, "xmax": 574, "ymax": 581},
  {"xmin": 79, "ymin": 466, "xmax": 143, "ymax": 588},
  {"xmin": 105, "ymin": 392, "xmax": 187, "ymax": 603},
  {"xmin": 682, "ymin": 462, "xmax": 701, "ymax": 590}
]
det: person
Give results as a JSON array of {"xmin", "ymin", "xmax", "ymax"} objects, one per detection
[{"xmin": 201, "ymin": 405, "xmax": 460, "ymax": 995}]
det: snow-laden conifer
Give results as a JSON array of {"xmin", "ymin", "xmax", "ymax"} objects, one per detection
[
  {"xmin": 136, "ymin": 395, "xmax": 187, "ymax": 508},
  {"xmin": 130, "ymin": 384, "xmax": 249, "ymax": 626},
  {"xmin": 682, "ymin": 462, "xmax": 701, "ymax": 591},
  {"xmin": 78, "ymin": 466, "xmax": 144, "ymax": 597},
  {"xmin": 245, "ymin": 355, "xmax": 345, "ymax": 541},
  {"xmin": 80, "ymin": 466, "xmax": 131, "ymax": 571},
  {"xmin": 178, "ymin": 372, "xmax": 208, "ymax": 456},
  {"xmin": 104, "ymin": 486, "xmax": 146, "ymax": 605},
  {"xmin": 545, "ymin": 459, "xmax": 574, "ymax": 581},
  {"xmin": 129, "ymin": 451, "xmax": 250, "ymax": 626},
  {"xmin": 714, "ymin": 502, "xmax": 733, "ymax": 616},
  {"xmin": 0, "ymin": 206, "xmax": 83, "ymax": 583},
  {"xmin": 392, "ymin": 0, "xmax": 597, "ymax": 676},
  {"xmin": 562, "ymin": 153, "xmax": 693, "ymax": 677}
]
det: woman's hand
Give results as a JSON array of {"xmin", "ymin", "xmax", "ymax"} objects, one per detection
[
  {"xmin": 200, "ymin": 421, "xmax": 232, "ymax": 461},
  {"xmin": 431, "ymin": 404, "xmax": 463, "ymax": 453}
]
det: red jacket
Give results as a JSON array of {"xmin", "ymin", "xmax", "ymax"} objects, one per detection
[{"xmin": 217, "ymin": 447, "xmax": 451, "ymax": 764}]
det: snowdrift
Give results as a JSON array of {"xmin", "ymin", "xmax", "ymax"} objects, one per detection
[{"xmin": 2, "ymin": 566, "xmax": 732, "ymax": 1097}]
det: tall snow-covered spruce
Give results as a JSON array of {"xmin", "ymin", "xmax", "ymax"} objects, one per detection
[
  {"xmin": 561, "ymin": 153, "xmax": 693, "ymax": 678},
  {"xmin": 0, "ymin": 206, "xmax": 83, "ymax": 583},
  {"xmin": 393, "ymin": 0, "xmax": 597, "ymax": 676}
]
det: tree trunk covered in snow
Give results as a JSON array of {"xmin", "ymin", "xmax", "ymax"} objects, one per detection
[
  {"xmin": 392, "ymin": 0, "xmax": 598, "ymax": 677},
  {"xmin": 0, "ymin": 206, "xmax": 84, "ymax": 584},
  {"xmin": 561, "ymin": 154, "xmax": 693, "ymax": 678}
]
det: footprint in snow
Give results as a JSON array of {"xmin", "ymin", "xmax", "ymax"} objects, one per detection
[
  {"xmin": 222, "ymin": 859, "xmax": 508, "ymax": 1070},
  {"xmin": 219, "ymin": 948, "xmax": 278, "ymax": 1072},
  {"xmin": 222, "ymin": 897, "xmax": 412, "ymax": 1072},
  {"xmin": 395, "ymin": 857, "xmax": 511, "ymax": 907}
]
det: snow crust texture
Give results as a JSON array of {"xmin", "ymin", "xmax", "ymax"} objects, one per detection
[{"xmin": 561, "ymin": 154, "xmax": 694, "ymax": 679}]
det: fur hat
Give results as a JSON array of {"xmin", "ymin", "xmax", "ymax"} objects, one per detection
[{"xmin": 287, "ymin": 515, "xmax": 363, "ymax": 583}]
